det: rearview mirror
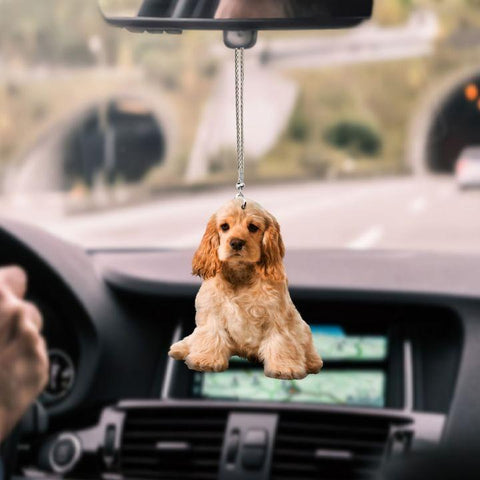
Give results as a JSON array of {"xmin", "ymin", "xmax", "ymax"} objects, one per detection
[{"xmin": 99, "ymin": 0, "xmax": 373, "ymax": 34}]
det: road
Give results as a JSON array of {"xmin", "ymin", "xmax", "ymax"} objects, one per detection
[
  {"xmin": 185, "ymin": 57, "xmax": 297, "ymax": 182},
  {"xmin": 3, "ymin": 176, "xmax": 479, "ymax": 254}
]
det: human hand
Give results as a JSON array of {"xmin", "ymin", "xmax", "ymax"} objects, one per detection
[{"xmin": 0, "ymin": 266, "xmax": 48, "ymax": 442}]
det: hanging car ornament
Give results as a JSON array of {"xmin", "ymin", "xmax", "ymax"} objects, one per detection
[{"xmin": 169, "ymin": 44, "xmax": 323, "ymax": 379}]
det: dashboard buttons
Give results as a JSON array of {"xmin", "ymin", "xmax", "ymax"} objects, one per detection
[
  {"xmin": 219, "ymin": 413, "xmax": 276, "ymax": 479},
  {"xmin": 52, "ymin": 438, "xmax": 76, "ymax": 467},
  {"xmin": 103, "ymin": 424, "xmax": 117, "ymax": 465},
  {"xmin": 241, "ymin": 429, "xmax": 268, "ymax": 470},
  {"xmin": 39, "ymin": 433, "xmax": 82, "ymax": 474},
  {"xmin": 225, "ymin": 429, "xmax": 240, "ymax": 465},
  {"xmin": 43, "ymin": 349, "xmax": 75, "ymax": 403}
]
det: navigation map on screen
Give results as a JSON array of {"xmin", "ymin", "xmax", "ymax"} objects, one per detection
[
  {"xmin": 311, "ymin": 325, "xmax": 387, "ymax": 360},
  {"xmin": 196, "ymin": 370, "xmax": 385, "ymax": 406},
  {"xmin": 195, "ymin": 325, "xmax": 388, "ymax": 407}
]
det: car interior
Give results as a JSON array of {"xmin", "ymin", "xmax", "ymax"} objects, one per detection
[
  {"xmin": 2, "ymin": 1, "xmax": 480, "ymax": 480},
  {"xmin": 3, "ymin": 204, "xmax": 480, "ymax": 480}
]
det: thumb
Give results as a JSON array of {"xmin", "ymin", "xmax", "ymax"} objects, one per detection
[{"xmin": 0, "ymin": 266, "xmax": 28, "ymax": 299}]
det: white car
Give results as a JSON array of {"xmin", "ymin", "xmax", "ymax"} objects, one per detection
[{"xmin": 455, "ymin": 147, "xmax": 480, "ymax": 189}]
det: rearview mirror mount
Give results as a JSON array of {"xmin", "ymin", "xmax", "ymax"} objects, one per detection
[{"xmin": 223, "ymin": 30, "xmax": 257, "ymax": 49}]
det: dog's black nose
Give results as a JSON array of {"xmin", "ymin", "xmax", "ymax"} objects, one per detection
[{"xmin": 230, "ymin": 238, "xmax": 246, "ymax": 251}]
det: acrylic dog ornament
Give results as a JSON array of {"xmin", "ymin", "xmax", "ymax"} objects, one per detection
[{"xmin": 168, "ymin": 198, "xmax": 323, "ymax": 380}]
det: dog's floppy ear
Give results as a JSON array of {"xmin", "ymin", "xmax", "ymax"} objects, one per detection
[
  {"xmin": 192, "ymin": 214, "xmax": 220, "ymax": 279},
  {"xmin": 259, "ymin": 214, "xmax": 286, "ymax": 282}
]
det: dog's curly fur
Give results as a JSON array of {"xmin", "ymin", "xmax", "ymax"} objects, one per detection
[{"xmin": 168, "ymin": 198, "xmax": 323, "ymax": 380}]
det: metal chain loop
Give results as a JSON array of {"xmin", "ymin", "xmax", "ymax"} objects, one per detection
[{"xmin": 234, "ymin": 48, "xmax": 246, "ymax": 209}]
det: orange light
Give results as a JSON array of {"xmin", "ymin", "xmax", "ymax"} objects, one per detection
[
  {"xmin": 456, "ymin": 158, "xmax": 466, "ymax": 173},
  {"xmin": 465, "ymin": 83, "xmax": 478, "ymax": 101}
]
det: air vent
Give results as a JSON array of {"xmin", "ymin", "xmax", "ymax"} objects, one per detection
[
  {"xmin": 271, "ymin": 411, "xmax": 411, "ymax": 480},
  {"xmin": 120, "ymin": 407, "xmax": 228, "ymax": 480}
]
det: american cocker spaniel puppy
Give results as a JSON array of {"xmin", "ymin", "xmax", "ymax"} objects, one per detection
[{"xmin": 168, "ymin": 198, "xmax": 323, "ymax": 380}]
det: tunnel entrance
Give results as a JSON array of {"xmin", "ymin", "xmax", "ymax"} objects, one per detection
[
  {"xmin": 63, "ymin": 97, "xmax": 165, "ymax": 189},
  {"xmin": 427, "ymin": 77, "xmax": 480, "ymax": 173}
]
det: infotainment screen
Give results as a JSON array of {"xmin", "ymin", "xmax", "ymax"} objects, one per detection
[
  {"xmin": 311, "ymin": 325, "xmax": 387, "ymax": 360},
  {"xmin": 195, "ymin": 370, "xmax": 385, "ymax": 406},
  {"xmin": 192, "ymin": 325, "xmax": 388, "ymax": 407}
]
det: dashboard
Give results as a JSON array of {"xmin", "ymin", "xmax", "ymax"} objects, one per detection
[{"xmin": 0, "ymin": 218, "xmax": 479, "ymax": 480}]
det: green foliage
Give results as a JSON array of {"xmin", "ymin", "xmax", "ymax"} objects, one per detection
[{"xmin": 324, "ymin": 121, "xmax": 382, "ymax": 157}]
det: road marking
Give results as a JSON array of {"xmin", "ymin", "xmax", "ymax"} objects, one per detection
[
  {"xmin": 408, "ymin": 196, "xmax": 428, "ymax": 214},
  {"xmin": 347, "ymin": 225, "xmax": 384, "ymax": 250}
]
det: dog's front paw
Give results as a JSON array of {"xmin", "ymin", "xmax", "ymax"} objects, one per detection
[
  {"xmin": 264, "ymin": 364, "xmax": 307, "ymax": 380},
  {"xmin": 185, "ymin": 353, "xmax": 228, "ymax": 372},
  {"xmin": 169, "ymin": 341, "xmax": 190, "ymax": 361},
  {"xmin": 306, "ymin": 357, "xmax": 323, "ymax": 374}
]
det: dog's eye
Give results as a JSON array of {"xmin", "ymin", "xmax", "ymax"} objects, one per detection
[
  {"xmin": 220, "ymin": 223, "xmax": 229, "ymax": 232},
  {"xmin": 248, "ymin": 224, "xmax": 259, "ymax": 233}
]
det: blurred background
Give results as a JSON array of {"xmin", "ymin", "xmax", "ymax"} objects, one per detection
[{"xmin": 1, "ymin": 0, "xmax": 480, "ymax": 251}]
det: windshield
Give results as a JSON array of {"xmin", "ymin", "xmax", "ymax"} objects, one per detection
[{"xmin": 2, "ymin": 1, "xmax": 480, "ymax": 253}]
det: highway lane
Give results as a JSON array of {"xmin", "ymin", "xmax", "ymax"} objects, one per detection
[{"xmin": 3, "ymin": 175, "xmax": 478, "ymax": 254}]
